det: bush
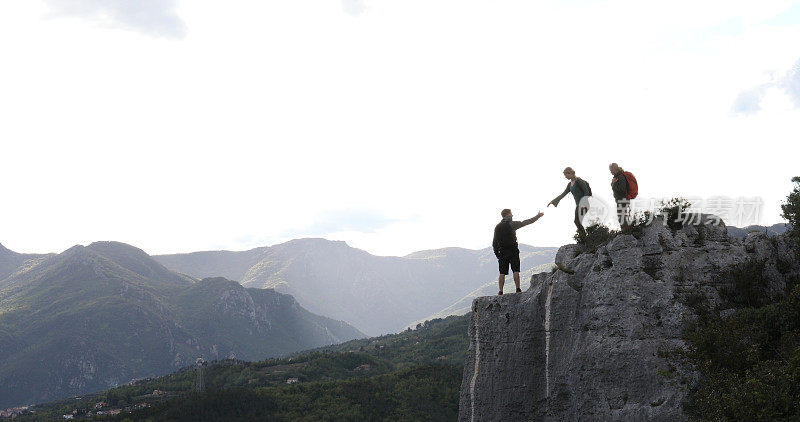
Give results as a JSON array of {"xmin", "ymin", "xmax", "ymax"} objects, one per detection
[
  {"xmin": 659, "ymin": 197, "xmax": 693, "ymax": 232},
  {"xmin": 575, "ymin": 224, "xmax": 618, "ymax": 253},
  {"xmin": 718, "ymin": 259, "xmax": 770, "ymax": 308}
]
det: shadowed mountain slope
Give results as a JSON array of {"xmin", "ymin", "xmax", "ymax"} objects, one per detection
[{"xmin": 0, "ymin": 242, "xmax": 363, "ymax": 408}]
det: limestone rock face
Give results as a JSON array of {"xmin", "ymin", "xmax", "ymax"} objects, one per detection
[
  {"xmin": 458, "ymin": 216, "xmax": 799, "ymax": 421},
  {"xmin": 554, "ymin": 244, "xmax": 580, "ymax": 274}
]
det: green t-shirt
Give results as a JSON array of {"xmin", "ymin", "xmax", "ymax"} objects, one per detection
[{"xmin": 551, "ymin": 178, "xmax": 591, "ymax": 207}]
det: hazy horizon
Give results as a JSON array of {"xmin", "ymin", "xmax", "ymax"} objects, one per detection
[{"xmin": 2, "ymin": 235, "xmax": 562, "ymax": 257}]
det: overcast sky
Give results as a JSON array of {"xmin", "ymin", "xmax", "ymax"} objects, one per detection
[{"xmin": 1, "ymin": 0, "xmax": 799, "ymax": 257}]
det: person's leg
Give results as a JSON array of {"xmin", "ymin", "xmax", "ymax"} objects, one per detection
[
  {"xmin": 574, "ymin": 206, "xmax": 586, "ymax": 238},
  {"xmin": 618, "ymin": 200, "xmax": 630, "ymax": 230},
  {"xmin": 511, "ymin": 252, "xmax": 521, "ymax": 292},
  {"xmin": 498, "ymin": 255, "xmax": 509, "ymax": 294},
  {"xmin": 623, "ymin": 201, "xmax": 629, "ymax": 227}
]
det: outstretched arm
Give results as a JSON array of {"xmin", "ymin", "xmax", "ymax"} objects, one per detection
[
  {"xmin": 548, "ymin": 184, "xmax": 570, "ymax": 207},
  {"xmin": 511, "ymin": 212, "xmax": 544, "ymax": 230}
]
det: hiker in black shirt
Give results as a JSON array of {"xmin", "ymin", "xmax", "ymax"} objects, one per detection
[{"xmin": 492, "ymin": 208, "xmax": 544, "ymax": 295}]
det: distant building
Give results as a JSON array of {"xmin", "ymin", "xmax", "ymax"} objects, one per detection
[
  {"xmin": 95, "ymin": 409, "xmax": 122, "ymax": 416},
  {"xmin": 286, "ymin": 378, "xmax": 299, "ymax": 384},
  {"xmin": 2, "ymin": 405, "xmax": 32, "ymax": 418},
  {"xmin": 354, "ymin": 364, "xmax": 372, "ymax": 371}
]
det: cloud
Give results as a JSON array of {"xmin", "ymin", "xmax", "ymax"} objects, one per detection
[
  {"xmin": 44, "ymin": 0, "xmax": 187, "ymax": 39},
  {"xmin": 341, "ymin": 0, "xmax": 366, "ymax": 17},
  {"xmin": 733, "ymin": 58, "xmax": 800, "ymax": 115},
  {"xmin": 780, "ymin": 59, "xmax": 800, "ymax": 107},
  {"xmin": 731, "ymin": 84, "xmax": 769, "ymax": 115}
]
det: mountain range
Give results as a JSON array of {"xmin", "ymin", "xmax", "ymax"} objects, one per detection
[
  {"xmin": 0, "ymin": 221, "xmax": 780, "ymax": 409},
  {"xmin": 725, "ymin": 223, "xmax": 788, "ymax": 238},
  {"xmin": 154, "ymin": 239, "xmax": 559, "ymax": 335},
  {"xmin": 0, "ymin": 242, "xmax": 363, "ymax": 408}
]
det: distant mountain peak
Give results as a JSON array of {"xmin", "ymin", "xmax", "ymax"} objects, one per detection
[
  {"xmin": 200, "ymin": 276, "xmax": 232, "ymax": 284},
  {"xmin": 59, "ymin": 244, "xmax": 89, "ymax": 257},
  {"xmin": 272, "ymin": 238, "xmax": 370, "ymax": 257},
  {"xmin": 87, "ymin": 240, "xmax": 149, "ymax": 255},
  {"xmin": 283, "ymin": 238, "xmax": 351, "ymax": 248}
]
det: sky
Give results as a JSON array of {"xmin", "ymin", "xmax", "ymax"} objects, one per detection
[{"xmin": 1, "ymin": 0, "xmax": 799, "ymax": 257}]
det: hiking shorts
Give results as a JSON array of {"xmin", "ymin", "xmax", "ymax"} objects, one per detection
[{"xmin": 498, "ymin": 250, "xmax": 521, "ymax": 275}]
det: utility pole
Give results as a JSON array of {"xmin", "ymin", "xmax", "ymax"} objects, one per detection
[{"xmin": 195, "ymin": 357, "xmax": 206, "ymax": 392}]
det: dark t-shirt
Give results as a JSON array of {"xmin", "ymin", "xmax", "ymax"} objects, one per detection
[
  {"xmin": 612, "ymin": 171, "xmax": 629, "ymax": 201},
  {"xmin": 492, "ymin": 217, "xmax": 536, "ymax": 256}
]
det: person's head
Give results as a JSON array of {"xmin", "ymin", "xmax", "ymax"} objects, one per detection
[
  {"xmin": 609, "ymin": 163, "xmax": 621, "ymax": 175},
  {"xmin": 563, "ymin": 166, "xmax": 576, "ymax": 180},
  {"xmin": 501, "ymin": 209, "xmax": 512, "ymax": 219}
]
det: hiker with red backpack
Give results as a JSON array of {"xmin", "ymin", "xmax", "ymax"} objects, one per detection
[
  {"xmin": 609, "ymin": 163, "xmax": 638, "ymax": 229},
  {"xmin": 547, "ymin": 167, "xmax": 591, "ymax": 238}
]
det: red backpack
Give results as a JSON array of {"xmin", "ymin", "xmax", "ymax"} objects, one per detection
[{"xmin": 623, "ymin": 171, "xmax": 638, "ymax": 199}]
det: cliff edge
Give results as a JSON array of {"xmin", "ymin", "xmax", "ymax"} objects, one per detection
[{"xmin": 458, "ymin": 216, "xmax": 799, "ymax": 421}]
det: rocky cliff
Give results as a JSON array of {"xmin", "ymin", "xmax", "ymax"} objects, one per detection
[{"xmin": 458, "ymin": 216, "xmax": 799, "ymax": 421}]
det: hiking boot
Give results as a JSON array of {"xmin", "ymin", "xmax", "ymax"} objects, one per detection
[
  {"xmin": 516, "ymin": 288, "xmax": 522, "ymax": 293},
  {"xmin": 498, "ymin": 291, "xmax": 503, "ymax": 295}
]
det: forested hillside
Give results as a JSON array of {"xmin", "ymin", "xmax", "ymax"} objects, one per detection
[{"xmin": 16, "ymin": 314, "xmax": 470, "ymax": 421}]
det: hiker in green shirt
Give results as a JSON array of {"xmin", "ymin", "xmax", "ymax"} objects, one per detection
[{"xmin": 547, "ymin": 167, "xmax": 591, "ymax": 237}]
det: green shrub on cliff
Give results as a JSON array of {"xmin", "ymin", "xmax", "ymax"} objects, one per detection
[
  {"xmin": 574, "ymin": 224, "xmax": 618, "ymax": 252},
  {"xmin": 782, "ymin": 176, "xmax": 800, "ymax": 248},
  {"xmin": 717, "ymin": 259, "xmax": 770, "ymax": 308},
  {"xmin": 660, "ymin": 197, "xmax": 693, "ymax": 232},
  {"xmin": 682, "ymin": 284, "xmax": 800, "ymax": 420}
]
